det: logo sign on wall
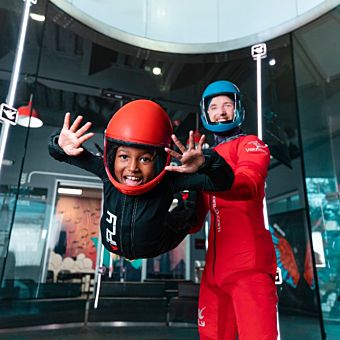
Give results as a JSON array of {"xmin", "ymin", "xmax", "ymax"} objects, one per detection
[
  {"xmin": 0, "ymin": 103, "xmax": 18, "ymax": 125},
  {"xmin": 251, "ymin": 43, "xmax": 267, "ymax": 60}
]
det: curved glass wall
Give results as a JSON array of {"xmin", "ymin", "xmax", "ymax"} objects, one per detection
[
  {"xmin": 293, "ymin": 5, "xmax": 340, "ymax": 339},
  {"xmin": 0, "ymin": 1, "xmax": 339, "ymax": 338}
]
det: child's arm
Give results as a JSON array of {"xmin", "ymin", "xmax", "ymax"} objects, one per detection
[
  {"xmin": 164, "ymin": 131, "xmax": 234, "ymax": 192},
  {"xmin": 48, "ymin": 113, "xmax": 106, "ymax": 178}
]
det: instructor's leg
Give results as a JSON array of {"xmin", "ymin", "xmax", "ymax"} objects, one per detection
[
  {"xmin": 198, "ymin": 274, "xmax": 237, "ymax": 340},
  {"xmin": 228, "ymin": 272, "xmax": 278, "ymax": 340},
  {"xmin": 198, "ymin": 274, "xmax": 218, "ymax": 339},
  {"xmin": 218, "ymin": 292, "xmax": 237, "ymax": 339}
]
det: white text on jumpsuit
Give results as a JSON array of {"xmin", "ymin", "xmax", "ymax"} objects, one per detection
[{"xmin": 106, "ymin": 210, "xmax": 117, "ymax": 246}]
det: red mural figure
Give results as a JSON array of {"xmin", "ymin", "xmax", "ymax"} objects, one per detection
[
  {"xmin": 304, "ymin": 240, "xmax": 315, "ymax": 289},
  {"xmin": 270, "ymin": 225, "xmax": 300, "ymax": 287}
]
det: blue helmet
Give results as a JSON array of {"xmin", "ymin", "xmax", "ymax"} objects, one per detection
[{"xmin": 200, "ymin": 80, "xmax": 245, "ymax": 133}]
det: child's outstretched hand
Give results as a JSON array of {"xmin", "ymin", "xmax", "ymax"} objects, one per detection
[
  {"xmin": 164, "ymin": 130, "xmax": 206, "ymax": 173},
  {"xmin": 58, "ymin": 112, "xmax": 94, "ymax": 156}
]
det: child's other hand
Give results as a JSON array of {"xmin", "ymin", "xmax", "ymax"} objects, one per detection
[
  {"xmin": 58, "ymin": 112, "xmax": 94, "ymax": 156},
  {"xmin": 164, "ymin": 131, "xmax": 205, "ymax": 173}
]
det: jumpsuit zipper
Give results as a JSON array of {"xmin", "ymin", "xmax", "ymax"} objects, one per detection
[
  {"xmin": 119, "ymin": 194, "xmax": 127, "ymax": 256},
  {"xmin": 130, "ymin": 197, "xmax": 137, "ymax": 259}
]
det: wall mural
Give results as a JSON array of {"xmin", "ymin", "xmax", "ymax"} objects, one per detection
[
  {"xmin": 53, "ymin": 195, "xmax": 101, "ymax": 268},
  {"xmin": 269, "ymin": 209, "xmax": 319, "ymax": 315},
  {"xmin": 52, "ymin": 194, "xmax": 143, "ymax": 281}
]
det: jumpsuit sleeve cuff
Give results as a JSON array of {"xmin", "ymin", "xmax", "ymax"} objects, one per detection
[
  {"xmin": 197, "ymin": 149, "xmax": 220, "ymax": 173},
  {"xmin": 48, "ymin": 129, "xmax": 67, "ymax": 160}
]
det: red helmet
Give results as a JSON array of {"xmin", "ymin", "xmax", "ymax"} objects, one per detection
[{"xmin": 104, "ymin": 99, "xmax": 173, "ymax": 195}]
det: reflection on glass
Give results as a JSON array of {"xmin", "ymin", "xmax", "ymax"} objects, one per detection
[
  {"xmin": 305, "ymin": 177, "xmax": 340, "ymax": 321},
  {"xmin": 0, "ymin": 186, "xmax": 48, "ymax": 290}
]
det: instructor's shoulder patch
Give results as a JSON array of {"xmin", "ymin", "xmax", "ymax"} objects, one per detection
[{"xmin": 244, "ymin": 140, "xmax": 268, "ymax": 154}]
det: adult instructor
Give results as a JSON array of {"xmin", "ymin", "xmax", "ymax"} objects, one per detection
[{"xmin": 193, "ymin": 80, "xmax": 278, "ymax": 339}]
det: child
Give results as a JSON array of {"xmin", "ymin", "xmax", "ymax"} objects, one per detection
[{"xmin": 49, "ymin": 99, "xmax": 234, "ymax": 259}]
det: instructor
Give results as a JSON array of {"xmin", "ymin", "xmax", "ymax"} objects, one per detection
[{"xmin": 193, "ymin": 80, "xmax": 278, "ymax": 340}]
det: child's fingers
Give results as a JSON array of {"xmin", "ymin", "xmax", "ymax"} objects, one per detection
[
  {"xmin": 69, "ymin": 115, "xmax": 83, "ymax": 132},
  {"xmin": 75, "ymin": 121, "xmax": 92, "ymax": 137},
  {"xmin": 171, "ymin": 134, "xmax": 186, "ymax": 154},
  {"xmin": 165, "ymin": 147, "xmax": 182, "ymax": 160},
  {"xmin": 187, "ymin": 130, "xmax": 194, "ymax": 150},
  {"xmin": 197, "ymin": 134, "xmax": 206, "ymax": 150},
  {"xmin": 63, "ymin": 112, "xmax": 71, "ymax": 130},
  {"xmin": 164, "ymin": 165, "xmax": 184, "ymax": 172},
  {"xmin": 78, "ymin": 132, "xmax": 94, "ymax": 145}
]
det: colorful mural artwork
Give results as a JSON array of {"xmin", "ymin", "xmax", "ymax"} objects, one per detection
[
  {"xmin": 53, "ymin": 195, "xmax": 101, "ymax": 268},
  {"xmin": 269, "ymin": 210, "xmax": 319, "ymax": 314}
]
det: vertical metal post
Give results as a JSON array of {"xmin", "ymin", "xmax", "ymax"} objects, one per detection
[
  {"xmin": 0, "ymin": 0, "xmax": 35, "ymax": 177},
  {"xmin": 94, "ymin": 244, "xmax": 104, "ymax": 309},
  {"xmin": 108, "ymin": 253, "xmax": 113, "ymax": 279},
  {"xmin": 251, "ymin": 43, "xmax": 281, "ymax": 340},
  {"xmin": 256, "ymin": 54, "xmax": 263, "ymax": 140},
  {"xmin": 251, "ymin": 43, "xmax": 269, "ymax": 229},
  {"xmin": 141, "ymin": 258, "xmax": 147, "ymax": 282}
]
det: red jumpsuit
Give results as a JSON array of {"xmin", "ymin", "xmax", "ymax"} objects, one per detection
[{"xmin": 192, "ymin": 134, "xmax": 278, "ymax": 340}]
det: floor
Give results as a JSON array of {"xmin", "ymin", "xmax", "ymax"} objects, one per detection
[
  {"xmin": 0, "ymin": 316, "xmax": 339, "ymax": 339},
  {"xmin": 0, "ymin": 325, "xmax": 199, "ymax": 340}
]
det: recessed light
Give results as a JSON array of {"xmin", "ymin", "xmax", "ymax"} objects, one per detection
[
  {"xmin": 152, "ymin": 67, "xmax": 162, "ymax": 76},
  {"xmin": 269, "ymin": 58, "xmax": 276, "ymax": 66}
]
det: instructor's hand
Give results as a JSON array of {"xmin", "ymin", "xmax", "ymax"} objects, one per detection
[
  {"xmin": 164, "ymin": 130, "xmax": 205, "ymax": 173},
  {"xmin": 58, "ymin": 112, "xmax": 94, "ymax": 156}
]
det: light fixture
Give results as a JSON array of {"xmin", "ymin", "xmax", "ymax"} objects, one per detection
[
  {"xmin": 17, "ymin": 94, "xmax": 43, "ymax": 128},
  {"xmin": 58, "ymin": 187, "xmax": 83, "ymax": 195},
  {"xmin": 1, "ymin": 159, "xmax": 14, "ymax": 166},
  {"xmin": 30, "ymin": 13, "xmax": 45, "ymax": 22},
  {"xmin": 152, "ymin": 66, "xmax": 162, "ymax": 76},
  {"xmin": 269, "ymin": 58, "xmax": 276, "ymax": 66}
]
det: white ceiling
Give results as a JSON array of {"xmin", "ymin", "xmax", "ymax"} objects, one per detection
[{"xmin": 51, "ymin": 0, "xmax": 340, "ymax": 53}]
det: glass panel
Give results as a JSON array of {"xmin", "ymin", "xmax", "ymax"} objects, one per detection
[
  {"xmin": 0, "ymin": 0, "xmax": 27, "ymax": 285},
  {"xmin": 257, "ymin": 35, "xmax": 323, "ymax": 338},
  {"xmin": 146, "ymin": 238, "xmax": 188, "ymax": 280},
  {"xmin": 293, "ymin": 4, "xmax": 340, "ymax": 338},
  {"xmin": 48, "ymin": 185, "xmax": 101, "ymax": 289},
  {"xmin": 2, "ymin": 186, "xmax": 48, "ymax": 283},
  {"xmin": 0, "ymin": 0, "xmax": 55, "ymax": 328},
  {"xmin": 267, "ymin": 190, "xmax": 302, "ymax": 215}
]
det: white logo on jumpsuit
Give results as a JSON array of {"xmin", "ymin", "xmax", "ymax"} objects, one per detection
[
  {"xmin": 106, "ymin": 210, "xmax": 118, "ymax": 247},
  {"xmin": 198, "ymin": 306, "xmax": 206, "ymax": 327},
  {"xmin": 245, "ymin": 140, "xmax": 268, "ymax": 153},
  {"xmin": 212, "ymin": 196, "xmax": 221, "ymax": 233}
]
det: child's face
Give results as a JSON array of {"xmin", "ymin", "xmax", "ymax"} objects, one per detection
[{"xmin": 114, "ymin": 146, "xmax": 156, "ymax": 186}]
